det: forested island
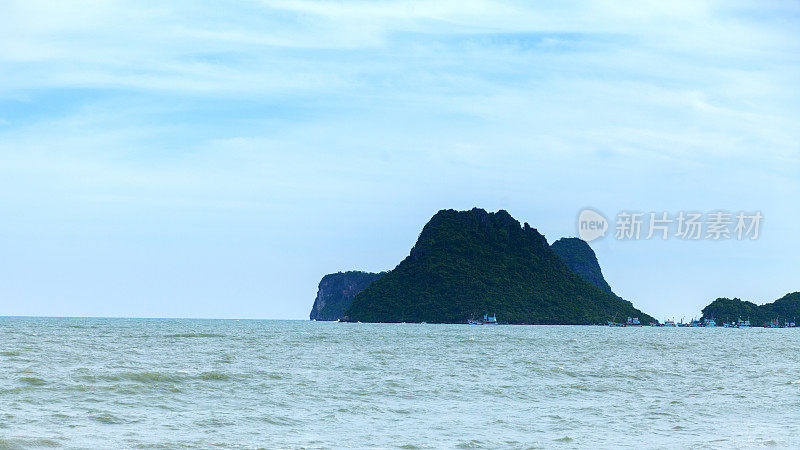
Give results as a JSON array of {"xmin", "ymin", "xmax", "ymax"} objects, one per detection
[
  {"xmin": 312, "ymin": 208, "xmax": 653, "ymax": 324},
  {"xmin": 701, "ymin": 292, "xmax": 800, "ymax": 326}
]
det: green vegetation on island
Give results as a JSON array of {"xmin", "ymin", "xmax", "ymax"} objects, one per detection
[
  {"xmin": 701, "ymin": 292, "xmax": 800, "ymax": 326},
  {"xmin": 343, "ymin": 208, "xmax": 654, "ymax": 324}
]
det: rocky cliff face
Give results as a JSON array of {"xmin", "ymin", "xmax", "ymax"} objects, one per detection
[
  {"xmin": 551, "ymin": 238, "xmax": 613, "ymax": 293},
  {"xmin": 551, "ymin": 237, "xmax": 632, "ymax": 305},
  {"xmin": 309, "ymin": 271, "xmax": 384, "ymax": 321}
]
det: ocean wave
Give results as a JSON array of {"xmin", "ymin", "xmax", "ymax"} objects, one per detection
[
  {"xmin": 198, "ymin": 371, "xmax": 230, "ymax": 381},
  {"xmin": 260, "ymin": 415, "xmax": 300, "ymax": 426},
  {"xmin": 89, "ymin": 412, "xmax": 126, "ymax": 425},
  {"xmin": 456, "ymin": 440, "xmax": 486, "ymax": 448},
  {"xmin": 78, "ymin": 372, "xmax": 183, "ymax": 384},
  {"xmin": 18, "ymin": 377, "xmax": 47, "ymax": 386},
  {"xmin": 164, "ymin": 333, "xmax": 225, "ymax": 338},
  {"xmin": 196, "ymin": 417, "xmax": 236, "ymax": 428},
  {"xmin": 76, "ymin": 370, "xmax": 238, "ymax": 385},
  {"xmin": 114, "ymin": 386, "xmax": 181, "ymax": 395},
  {"xmin": 0, "ymin": 438, "xmax": 61, "ymax": 448}
]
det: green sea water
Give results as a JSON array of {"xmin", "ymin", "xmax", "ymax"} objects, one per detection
[{"xmin": 1, "ymin": 318, "xmax": 799, "ymax": 448}]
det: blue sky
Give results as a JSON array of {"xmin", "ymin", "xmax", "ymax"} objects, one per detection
[{"xmin": 1, "ymin": 0, "xmax": 798, "ymax": 320}]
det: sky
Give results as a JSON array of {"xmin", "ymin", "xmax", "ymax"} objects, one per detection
[{"xmin": 1, "ymin": 0, "xmax": 798, "ymax": 320}]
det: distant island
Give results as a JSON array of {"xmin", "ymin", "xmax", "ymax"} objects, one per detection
[
  {"xmin": 310, "ymin": 237, "xmax": 634, "ymax": 322},
  {"xmin": 311, "ymin": 208, "xmax": 654, "ymax": 324},
  {"xmin": 701, "ymin": 292, "xmax": 800, "ymax": 327}
]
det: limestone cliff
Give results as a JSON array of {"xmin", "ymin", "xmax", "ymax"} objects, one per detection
[
  {"xmin": 551, "ymin": 237, "xmax": 632, "ymax": 306},
  {"xmin": 309, "ymin": 271, "xmax": 384, "ymax": 321},
  {"xmin": 551, "ymin": 237, "xmax": 613, "ymax": 293}
]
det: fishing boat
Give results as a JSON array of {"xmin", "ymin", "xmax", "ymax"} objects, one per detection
[
  {"xmin": 703, "ymin": 319, "xmax": 717, "ymax": 327},
  {"xmin": 663, "ymin": 319, "xmax": 677, "ymax": 327},
  {"xmin": 737, "ymin": 318, "xmax": 751, "ymax": 328},
  {"xmin": 468, "ymin": 314, "xmax": 497, "ymax": 325},
  {"xmin": 605, "ymin": 317, "xmax": 642, "ymax": 327}
]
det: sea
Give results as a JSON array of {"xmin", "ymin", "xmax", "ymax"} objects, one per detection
[{"xmin": 1, "ymin": 317, "xmax": 799, "ymax": 449}]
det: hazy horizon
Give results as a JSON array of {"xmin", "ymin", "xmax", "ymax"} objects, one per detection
[{"xmin": 1, "ymin": 1, "xmax": 798, "ymax": 320}]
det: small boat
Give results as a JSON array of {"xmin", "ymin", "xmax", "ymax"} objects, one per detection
[
  {"xmin": 737, "ymin": 318, "xmax": 751, "ymax": 328},
  {"xmin": 703, "ymin": 319, "xmax": 717, "ymax": 327},
  {"xmin": 469, "ymin": 314, "xmax": 498, "ymax": 325},
  {"xmin": 663, "ymin": 320, "xmax": 677, "ymax": 327},
  {"xmin": 608, "ymin": 317, "xmax": 642, "ymax": 327}
]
